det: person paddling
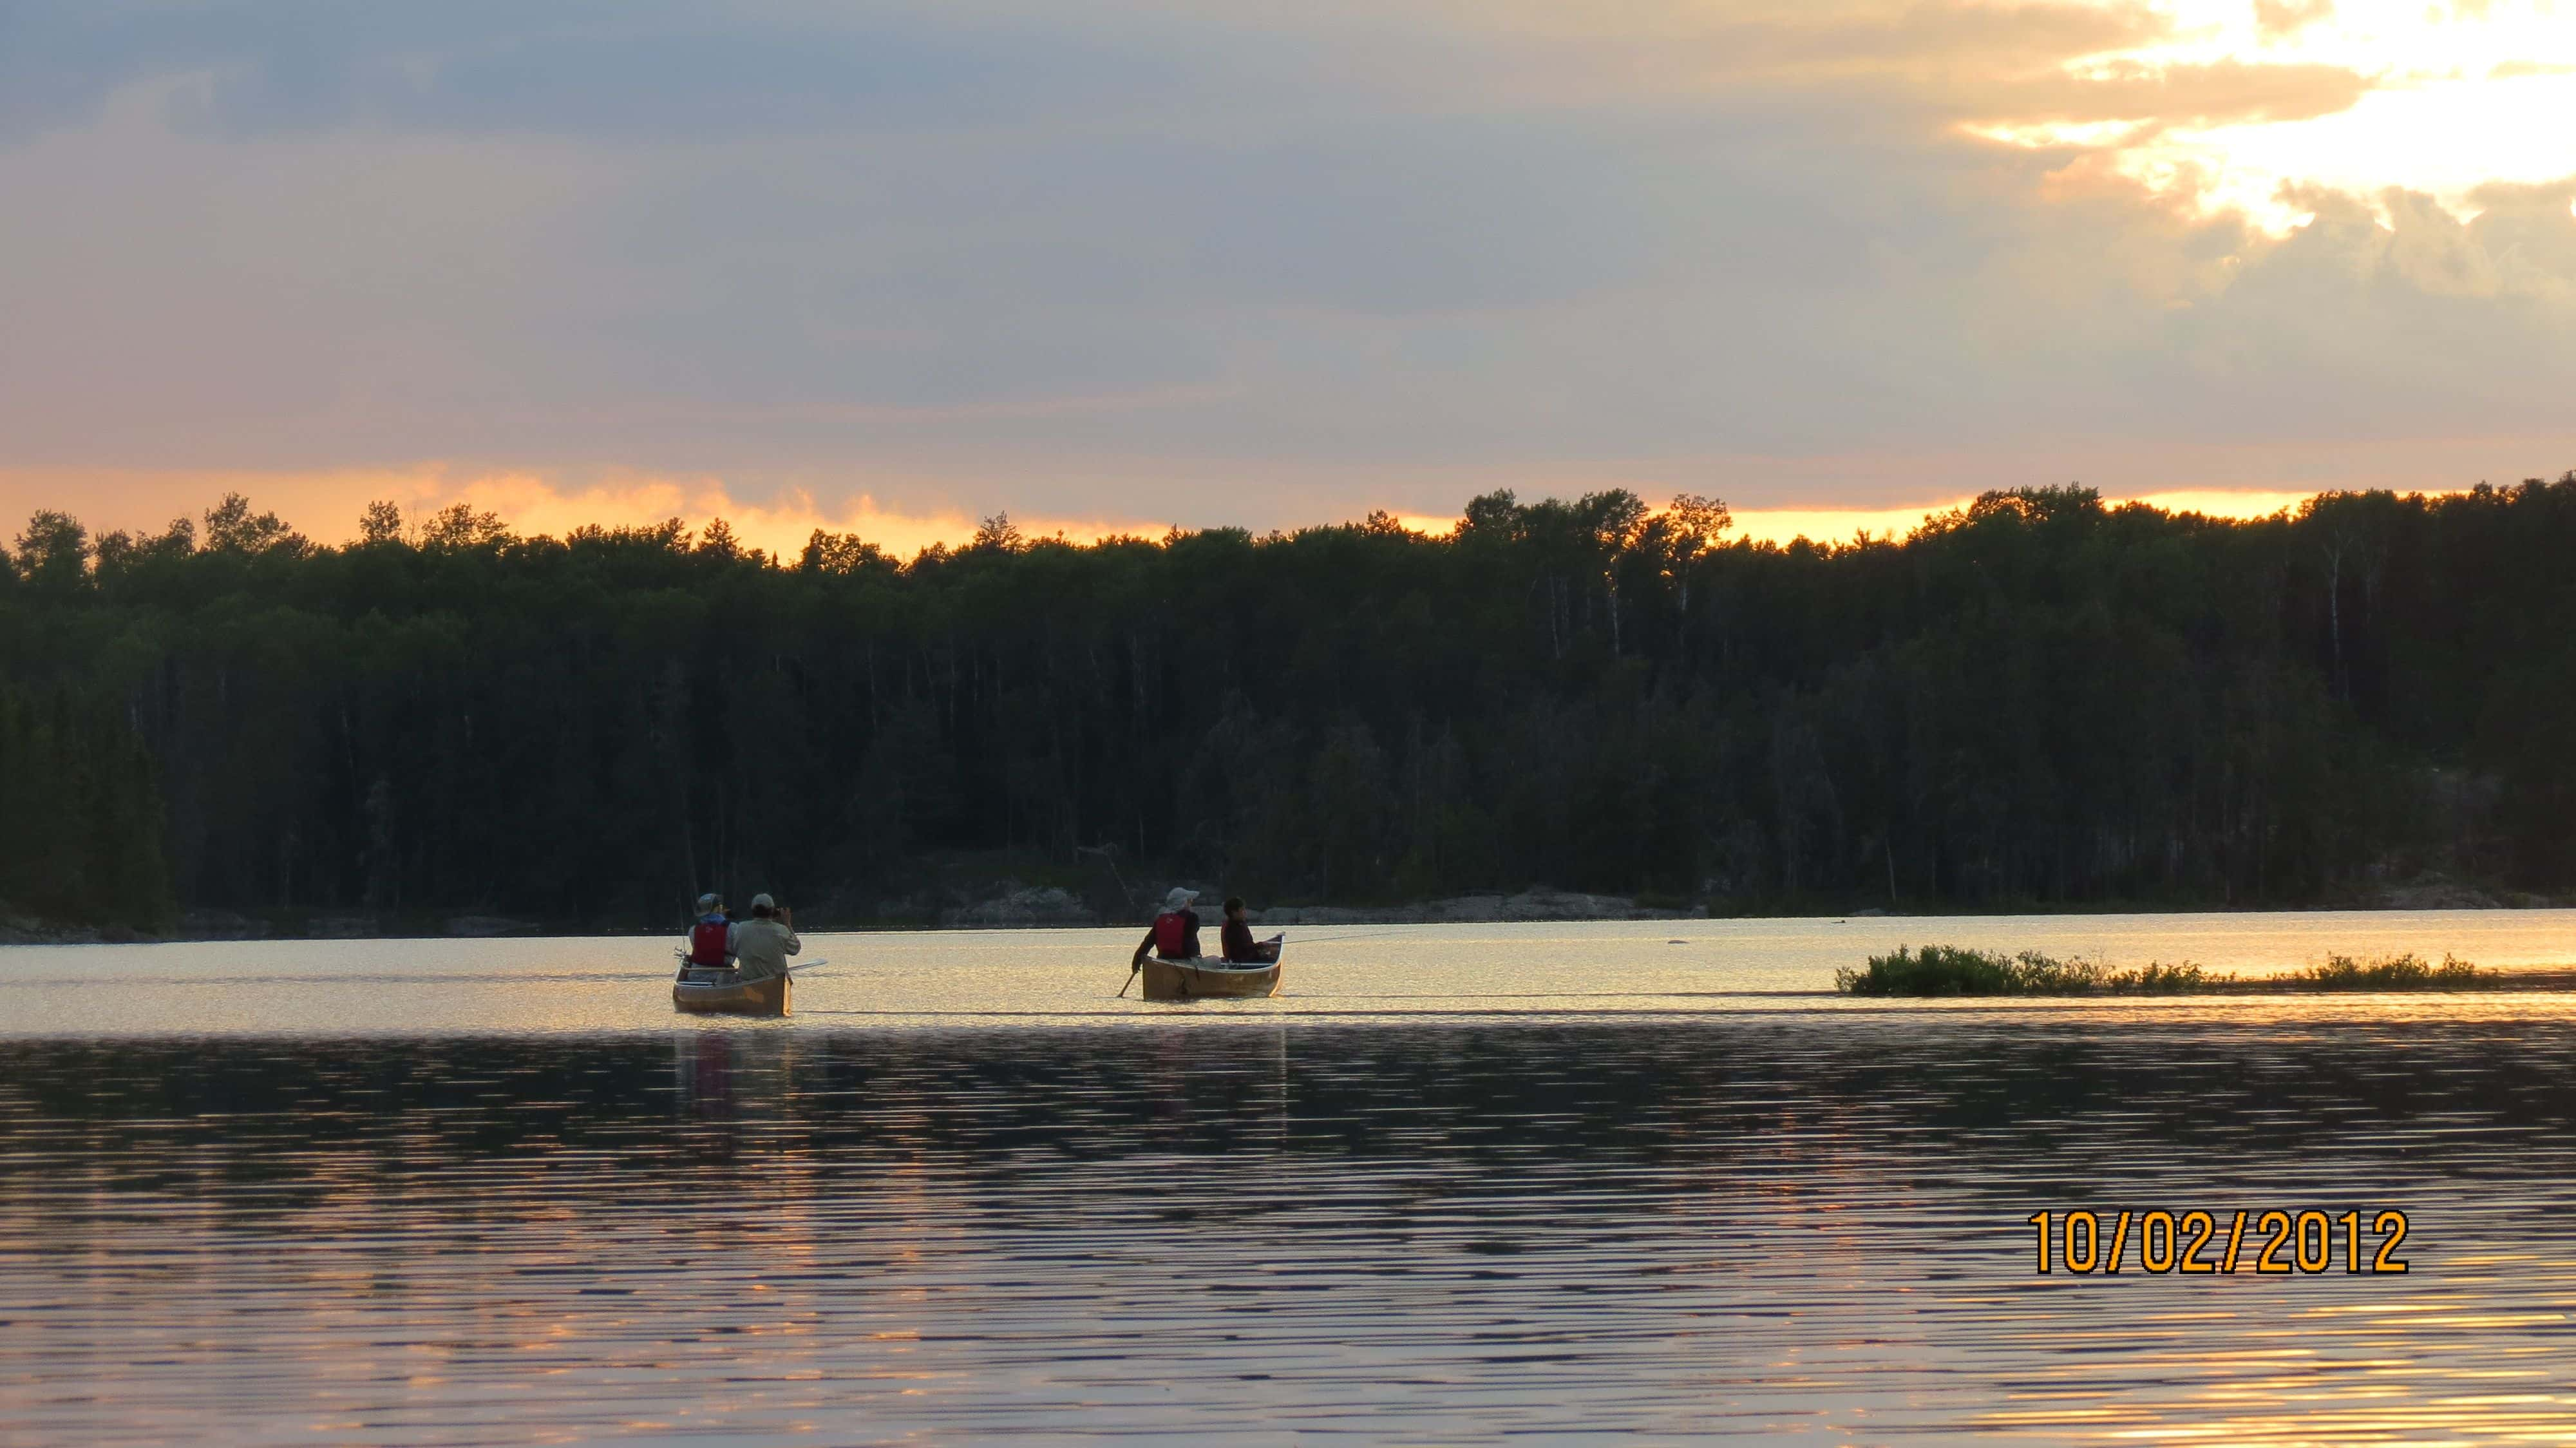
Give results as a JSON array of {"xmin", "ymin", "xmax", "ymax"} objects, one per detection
[
  {"xmin": 683, "ymin": 893, "xmax": 734, "ymax": 975},
  {"xmin": 731, "ymin": 893, "xmax": 801, "ymax": 984},
  {"xmin": 1131, "ymin": 887, "xmax": 1202, "ymax": 968}
]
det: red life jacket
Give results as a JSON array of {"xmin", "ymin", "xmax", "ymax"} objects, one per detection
[
  {"xmin": 688, "ymin": 919, "xmax": 730, "ymax": 968},
  {"xmin": 1153, "ymin": 910, "xmax": 1191, "ymax": 958}
]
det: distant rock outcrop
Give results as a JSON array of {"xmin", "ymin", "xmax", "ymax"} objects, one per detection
[
  {"xmin": 444, "ymin": 915, "xmax": 540, "ymax": 937},
  {"xmin": 0, "ymin": 913, "xmax": 100, "ymax": 944},
  {"xmin": 1254, "ymin": 889, "xmax": 1695, "ymax": 926},
  {"xmin": 308, "ymin": 915, "xmax": 381, "ymax": 939},
  {"xmin": 2371, "ymin": 875, "xmax": 2505, "ymax": 910},
  {"xmin": 180, "ymin": 910, "xmax": 270, "ymax": 941},
  {"xmin": 941, "ymin": 884, "xmax": 1097, "ymax": 928}
]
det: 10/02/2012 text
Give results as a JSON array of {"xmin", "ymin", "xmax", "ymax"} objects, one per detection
[{"xmin": 2026, "ymin": 1209, "xmax": 2410, "ymax": 1275}]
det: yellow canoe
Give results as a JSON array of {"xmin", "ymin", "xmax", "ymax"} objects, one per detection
[
  {"xmin": 1140, "ymin": 948, "xmax": 1283, "ymax": 1002},
  {"xmin": 672, "ymin": 971, "xmax": 791, "ymax": 1017}
]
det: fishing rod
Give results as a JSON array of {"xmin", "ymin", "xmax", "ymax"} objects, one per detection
[
  {"xmin": 672, "ymin": 952, "xmax": 832, "ymax": 974},
  {"xmin": 1275, "ymin": 928, "xmax": 1421, "ymax": 946}
]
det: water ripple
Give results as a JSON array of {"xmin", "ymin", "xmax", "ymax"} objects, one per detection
[{"xmin": 5, "ymin": 1013, "xmax": 2576, "ymax": 1443}]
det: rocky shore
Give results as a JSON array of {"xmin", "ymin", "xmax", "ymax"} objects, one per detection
[
  {"xmin": 5, "ymin": 868, "xmax": 2565, "ymax": 944},
  {"xmin": 1245, "ymin": 890, "xmax": 1694, "ymax": 925},
  {"xmin": 0, "ymin": 909, "xmax": 547, "ymax": 945},
  {"xmin": 931, "ymin": 884, "xmax": 1696, "ymax": 928}
]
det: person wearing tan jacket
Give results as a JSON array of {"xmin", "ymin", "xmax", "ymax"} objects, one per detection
[{"xmin": 730, "ymin": 893, "xmax": 801, "ymax": 983}]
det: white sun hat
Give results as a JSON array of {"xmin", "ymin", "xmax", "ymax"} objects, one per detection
[
  {"xmin": 1163, "ymin": 886, "xmax": 1198, "ymax": 910},
  {"xmin": 751, "ymin": 892, "xmax": 775, "ymax": 910}
]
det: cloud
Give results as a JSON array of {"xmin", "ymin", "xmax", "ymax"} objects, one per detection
[
  {"xmin": 0, "ymin": 0, "xmax": 2573, "ymax": 528},
  {"xmin": 0, "ymin": 3, "xmax": 1209, "ymax": 143},
  {"xmin": 2254, "ymin": 0, "xmax": 2338, "ymax": 40},
  {"xmin": 1968, "ymin": 59, "xmax": 2372, "ymax": 133}
]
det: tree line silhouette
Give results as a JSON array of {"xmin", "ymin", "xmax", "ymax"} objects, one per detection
[{"xmin": 5, "ymin": 477, "xmax": 2573, "ymax": 932}]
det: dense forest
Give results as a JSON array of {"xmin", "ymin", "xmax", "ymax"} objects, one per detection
[{"xmin": 5, "ymin": 476, "xmax": 2575, "ymax": 933}]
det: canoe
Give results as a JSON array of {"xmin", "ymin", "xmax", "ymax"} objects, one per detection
[
  {"xmin": 672, "ymin": 969, "xmax": 791, "ymax": 1017},
  {"xmin": 1140, "ymin": 943, "xmax": 1284, "ymax": 1002}
]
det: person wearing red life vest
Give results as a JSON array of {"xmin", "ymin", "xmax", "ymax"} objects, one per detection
[
  {"xmin": 685, "ymin": 892, "xmax": 734, "ymax": 971},
  {"xmin": 1130, "ymin": 886, "xmax": 1204, "ymax": 968}
]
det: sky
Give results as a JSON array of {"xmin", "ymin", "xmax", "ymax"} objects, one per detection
[{"xmin": 5, "ymin": 0, "xmax": 2574, "ymax": 553}]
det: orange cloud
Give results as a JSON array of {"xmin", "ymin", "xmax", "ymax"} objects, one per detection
[{"xmin": 1966, "ymin": 0, "xmax": 2576, "ymax": 231}]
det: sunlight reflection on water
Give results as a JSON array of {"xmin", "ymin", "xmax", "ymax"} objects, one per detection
[
  {"xmin": 8, "ymin": 909, "xmax": 2576, "ymax": 1036},
  {"xmin": 5, "ymin": 915, "xmax": 2576, "ymax": 1443}
]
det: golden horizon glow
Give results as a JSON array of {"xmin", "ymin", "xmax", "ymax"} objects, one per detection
[
  {"xmin": 1720, "ymin": 488, "xmax": 2322, "ymax": 546},
  {"xmin": 0, "ymin": 466, "xmax": 1155, "ymax": 560},
  {"xmin": 1973, "ymin": 0, "xmax": 2576, "ymax": 231},
  {"xmin": 406, "ymin": 472, "xmax": 1154, "ymax": 558},
  {"xmin": 0, "ymin": 468, "xmax": 2481, "ymax": 557}
]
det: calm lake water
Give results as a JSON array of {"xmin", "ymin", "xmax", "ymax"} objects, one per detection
[{"xmin": 7, "ymin": 912, "xmax": 2576, "ymax": 1443}]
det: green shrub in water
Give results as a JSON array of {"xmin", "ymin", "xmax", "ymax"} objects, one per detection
[
  {"xmin": 1839, "ymin": 945, "xmax": 2499, "ymax": 996},
  {"xmin": 2119, "ymin": 962, "xmax": 2222, "ymax": 994},
  {"xmin": 1835, "ymin": 944, "xmax": 2020, "ymax": 995},
  {"xmin": 2293, "ymin": 952, "xmax": 2490, "ymax": 989},
  {"xmin": 1836, "ymin": 945, "xmax": 2221, "ymax": 996},
  {"xmin": 1844, "ymin": 938, "xmax": 2226, "ymax": 989}
]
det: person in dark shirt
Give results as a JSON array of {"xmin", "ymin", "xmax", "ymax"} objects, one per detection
[
  {"xmin": 1131, "ymin": 886, "xmax": 1203, "ymax": 967},
  {"xmin": 1219, "ymin": 897, "xmax": 1278, "ymax": 964}
]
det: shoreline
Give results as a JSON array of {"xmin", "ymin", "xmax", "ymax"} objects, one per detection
[
  {"xmin": 8, "ymin": 883, "xmax": 2576, "ymax": 946},
  {"xmin": 1830, "ymin": 967, "xmax": 2576, "ymax": 996}
]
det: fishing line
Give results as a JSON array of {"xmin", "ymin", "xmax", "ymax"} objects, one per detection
[{"xmin": 1276, "ymin": 929, "xmax": 1420, "ymax": 946}]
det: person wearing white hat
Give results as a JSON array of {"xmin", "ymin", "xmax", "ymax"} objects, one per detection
[
  {"xmin": 730, "ymin": 891, "xmax": 801, "ymax": 984},
  {"xmin": 1130, "ymin": 886, "xmax": 1203, "ymax": 969}
]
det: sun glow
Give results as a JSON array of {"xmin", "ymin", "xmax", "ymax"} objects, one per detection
[
  {"xmin": 1725, "ymin": 488, "xmax": 2321, "ymax": 546},
  {"xmin": 1973, "ymin": 0, "xmax": 2576, "ymax": 230},
  {"xmin": 0, "ymin": 468, "xmax": 2416, "ymax": 558},
  {"xmin": 0, "ymin": 466, "xmax": 1152, "ymax": 560}
]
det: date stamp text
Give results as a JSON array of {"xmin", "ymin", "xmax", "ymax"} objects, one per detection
[{"xmin": 2025, "ymin": 1209, "xmax": 2410, "ymax": 1275}]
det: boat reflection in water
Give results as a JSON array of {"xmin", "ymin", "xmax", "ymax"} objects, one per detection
[{"xmin": 671, "ymin": 1025, "xmax": 808, "ymax": 1125}]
